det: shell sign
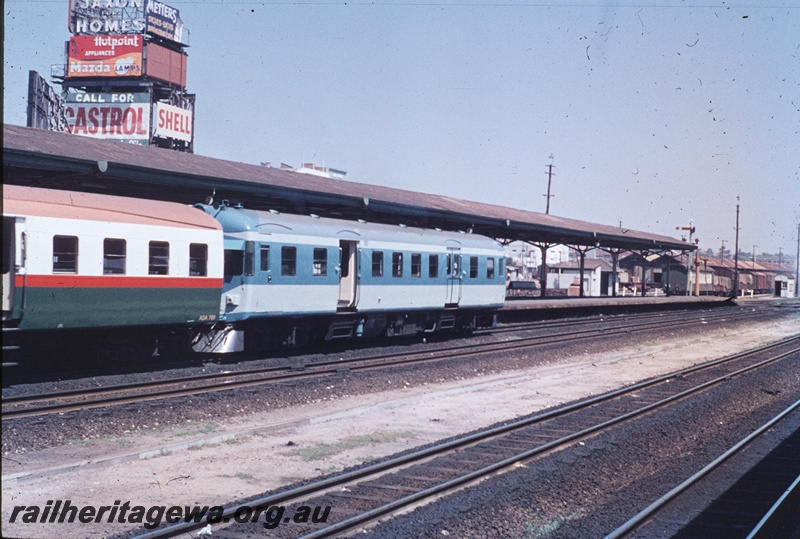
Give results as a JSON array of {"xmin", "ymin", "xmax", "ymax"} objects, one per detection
[{"xmin": 67, "ymin": 35, "xmax": 143, "ymax": 78}]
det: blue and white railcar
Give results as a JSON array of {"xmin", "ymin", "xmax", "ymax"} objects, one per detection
[{"xmin": 193, "ymin": 202, "xmax": 506, "ymax": 353}]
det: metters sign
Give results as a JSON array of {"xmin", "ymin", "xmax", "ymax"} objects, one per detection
[
  {"xmin": 145, "ymin": 0, "xmax": 184, "ymax": 43},
  {"xmin": 65, "ymin": 92, "xmax": 151, "ymax": 143},
  {"xmin": 154, "ymin": 102, "xmax": 192, "ymax": 142},
  {"xmin": 70, "ymin": 0, "xmax": 146, "ymax": 35}
]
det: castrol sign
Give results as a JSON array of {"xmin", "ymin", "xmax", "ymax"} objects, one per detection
[
  {"xmin": 154, "ymin": 102, "xmax": 193, "ymax": 142},
  {"xmin": 65, "ymin": 92, "xmax": 151, "ymax": 143}
]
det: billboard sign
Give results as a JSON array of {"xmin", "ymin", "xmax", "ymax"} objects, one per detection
[
  {"xmin": 65, "ymin": 92, "xmax": 151, "ymax": 143},
  {"xmin": 67, "ymin": 35, "xmax": 143, "ymax": 78},
  {"xmin": 154, "ymin": 102, "xmax": 192, "ymax": 142},
  {"xmin": 145, "ymin": 42, "xmax": 187, "ymax": 86},
  {"xmin": 145, "ymin": 1, "xmax": 184, "ymax": 43},
  {"xmin": 69, "ymin": 0, "xmax": 146, "ymax": 35}
]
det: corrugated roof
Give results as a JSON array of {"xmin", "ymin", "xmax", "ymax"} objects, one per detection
[
  {"xmin": 3, "ymin": 124, "xmax": 693, "ymax": 251},
  {"xmin": 3, "ymin": 184, "xmax": 222, "ymax": 230}
]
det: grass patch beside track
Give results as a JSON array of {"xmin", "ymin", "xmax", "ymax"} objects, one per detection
[{"xmin": 284, "ymin": 431, "xmax": 417, "ymax": 462}]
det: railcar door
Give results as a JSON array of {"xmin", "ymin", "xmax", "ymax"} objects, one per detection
[
  {"xmin": 337, "ymin": 240, "xmax": 358, "ymax": 309},
  {"xmin": 445, "ymin": 248, "xmax": 462, "ymax": 307},
  {"xmin": 2, "ymin": 217, "xmax": 18, "ymax": 321}
]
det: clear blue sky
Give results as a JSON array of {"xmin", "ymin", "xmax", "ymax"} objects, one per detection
[{"xmin": 4, "ymin": 1, "xmax": 799, "ymax": 256}]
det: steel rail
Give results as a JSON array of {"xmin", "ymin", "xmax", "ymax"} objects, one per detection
[
  {"xmin": 127, "ymin": 337, "xmax": 800, "ymax": 539},
  {"xmin": 1, "ymin": 308, "xmax": 773, "ymax": 421},
  {"xmin": 604, "ymin": 399, "xmax": 800, "ymax": 539}
]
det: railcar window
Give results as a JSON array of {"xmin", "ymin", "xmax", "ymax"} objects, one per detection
[
  {"xmin": 53, "ymin": 236, "xmax": 78, "ymax": 273},
  {"xmin": 103, "ymin": 238, "xmax": 126, "ymax": 275},
  {"xmin": 281, "ymin": 246, "xmax": 297, "ymax": 276},
  {"xmin": 260, "ymin": 245, "xmax": 270, "ymax": 272},
  {"xmin": 339, "ymin": 245, "xmax": 350, "ymax": 278},
  {"xmin": 487, "ymin": 257, "xmax": 495, "ymax": 279},
  {"xmin": 470, "ymin": 256, "xmax": 479, "ymax": 279},
  {"xmin": 313, "ymin": 248, "xmax": 328, "ymax": 276},
  {"xmin": 447, "ymin": 254, "xmax": 461, "ymax": 277},
  {"xmin": 245, "ymin": 241, "xmax": 256, "ymax": 276},
  {"xmin": 372, "ymin": 251, "xmax": 384, "ymax": 278},
  {"xmin": 429, "ymin": 254, "xmax": 439, "ymax": 278},
  {"xmin": 2, "ymin": 221, "xmax": 11, "ymax": 274},
  {"xmin": 148, "ymin": 241, "xmax": 170, "ymax": 275},
  {"xmin": 392, "ymin": 252, "xmax": 403, "ymax": 278},
  {"xmin": 411, "ymin": 253, "xmax": 421, "ymax": 278},
  {"xmin": 190, "ymin": 243, "xmax": 208, "ymax": 277},
  {"xmin": 224, "ymin": 249, "xmax": 243, "ymax": 276}
]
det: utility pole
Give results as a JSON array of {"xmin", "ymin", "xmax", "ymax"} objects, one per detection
[
  {"xmin": 733, "ymin": 196, "xmax": 740, "ymax": 299},
  {"xmin": 543, "ymin": 154, "xmax": 555, "ymax": 214},
  {"xmin": 676, "ymin": 222, "xmax": 696, "ymax": 295},
  {"xmin": 795, "ymin": 222, "xmax": 799, "ymax": 298},
  {"xmin": 752, "ymin": 245, "xmax": 757, "ymax": 265},
  {"xmin": 719, "ymin": 240, "xmax": 727, "ymax": 263}
]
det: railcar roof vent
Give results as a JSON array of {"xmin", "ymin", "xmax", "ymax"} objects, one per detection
[
  {"xmin": 310, "ymin": 214, "xmax": 320, "ymax": 219},
  {"xmin": 269, "ymin": 209, "xmax": 280, "ymax": 214},
  {"xmin": 358, "ymin": 219, "xmax": 367, "ymax": 224}
]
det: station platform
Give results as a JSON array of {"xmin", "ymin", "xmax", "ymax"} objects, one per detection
[
  {"xmin": 502, "ymin": 295, "xmax": 732, "ymax": 311},
  {"xmin": 498, "ymin": 295, "xmax": 734, "ymax": 321}
]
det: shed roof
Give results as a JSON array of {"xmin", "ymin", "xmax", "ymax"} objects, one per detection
[
  {"xmin": 3, "ymin": 124, "xmax": 692, "ymax": 251},
  {"xmin": 547, "ymin": 259, "xmax": 614, "ymax": 271}
]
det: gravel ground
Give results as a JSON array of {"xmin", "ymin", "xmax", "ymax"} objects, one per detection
[
  {"xmin": 2, "ymin": 305, "xmax": 787, "ymax": 456},
  {"xmin": 355, "ymin": 354, "xmax": 800, "ymax": 539},
  {"xmin": 1, "ymin": 299, "xmax": 797, "ymax": 538}
]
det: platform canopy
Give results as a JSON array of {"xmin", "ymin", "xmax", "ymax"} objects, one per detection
[{"xmin": 4, "ymin": 124, "xmax": 693, "ymax": 252}]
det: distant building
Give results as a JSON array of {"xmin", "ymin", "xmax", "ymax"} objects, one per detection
[
  {"xmin": 295, "ymin": 163, "xmax": 347, "ymax": 180},
  {"xmin": 546, "ymin": 259, "xmax": 617, "ymax": 297}
]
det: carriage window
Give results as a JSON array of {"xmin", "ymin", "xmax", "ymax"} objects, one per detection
[
  {"xmin": 103, "ymin": 238, "xmax": 126, "ymax": 275},
  {"xmin": 149, "ymin": 241, "xmax": 169, "ymax": 275},
  {"xmin": 486, "ymin": 257, "xmax": 495, "ymax": 279},
  {"xmin": 53, "ymin": 236, "xmax": 78, "ymax": 273},
  {"xmin": 190, "ymin": 243, "xmax": 208, "ymax": 277},
  {"xmin": 411, "ymin": 253, "xmax": 421, "ymax": 278},
  {"xmin": 470, "ymin": 256, "xmax": 479, "ymax": 279},
  {"xmin": 372, "ymin": 251, "xmax": 384, "ymax": 278},
  {"xmin": 224, "ymin": 249, "xmax": 243, "ymax": 276},
  {"xmin": 339, "ymin": 244, "xmax": 350, "ymax": 278},
  {"xmin": 281, "ymin": 246, "xmax": 297, "ymax": 276},
  {"xmin": 260, "ymin": 245, "xmax": 270, "ymax": 272},
  {"xmin": 429, "ymin": 254, "xmax": 439, "ymax": 278},
  {"xmin": 245, "ymin": 241, "xmax": 256, "ymax": 276},
  {"xmin": 313, "ymin": 248, "xmax": 328, "ymax": 276},
  {"xmin": 2, "ymin": 221, "xmax": 11, "ymax": 275},
  {"xmin": 392, "ymin": 252, "xmax": 403, "ymax": 278}
]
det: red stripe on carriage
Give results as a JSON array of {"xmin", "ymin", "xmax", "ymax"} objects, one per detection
[{"xmin": 15, "ymin": 274, "xmax": 223, "ymax": 289}]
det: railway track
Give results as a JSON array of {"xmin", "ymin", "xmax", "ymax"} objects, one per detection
[
  {"xmin": 1, "ymin": 306, "xmax": 773, "ymax": 421},
  {"xmin": 606, "ymin": 400, "xmax": 800, "ymax": 538},
  {"xmin": 127, "ymin": 334, "xmax": 800, "ymax": 539}
]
